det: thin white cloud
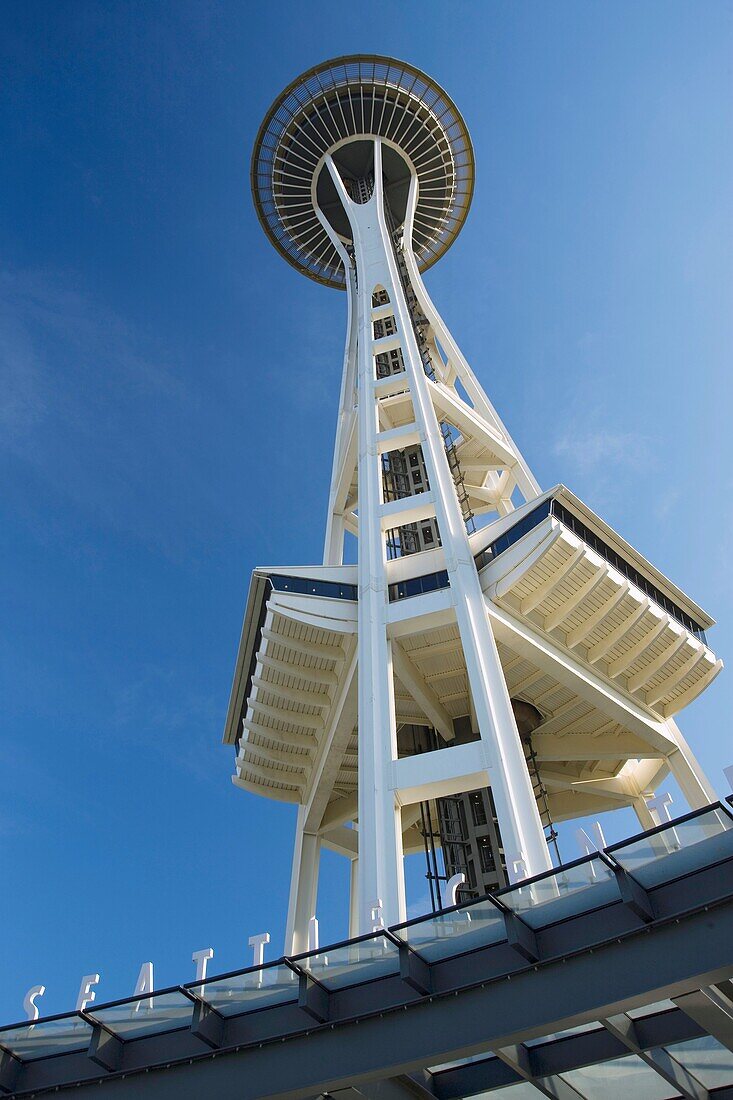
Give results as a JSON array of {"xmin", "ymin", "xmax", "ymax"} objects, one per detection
[
  {"xmin": 0, "ymin": 313, "xmax": 47, "ymax": 439},
  {"xmin": 0, "ymin": 265, "xmax": 204, "ymax": 557},
  {"xmin": 553, "ymin": 428, "xmax": 652, "ymax": 474},
  {"xmin": 545, "ymin": 378, "xmax": 660, "ymax": 513}
]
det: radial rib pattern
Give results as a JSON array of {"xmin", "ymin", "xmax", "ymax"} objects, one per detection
[{"xmin": 251, "ymin": 55, "xmax": 475, "ymax": 288}]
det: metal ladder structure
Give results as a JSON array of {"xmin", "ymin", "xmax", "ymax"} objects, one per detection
[{"xmin": 522, "ymin": 731, "xmax": 562, "ymax": 866}]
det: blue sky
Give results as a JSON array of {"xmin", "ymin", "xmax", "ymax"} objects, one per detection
[{"xmin": 1, "ymin": 1, "xmax": 731, "ymax": 1022}]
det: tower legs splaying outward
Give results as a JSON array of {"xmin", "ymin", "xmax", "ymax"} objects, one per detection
[{"xmin": 315, "ymin": 139, "xmax": 552, "ymax": 932}]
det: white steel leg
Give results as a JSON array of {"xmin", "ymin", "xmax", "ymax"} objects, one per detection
[
  {"xmin": 285, "ymin": 807, "xmax": 321, "ymax": 956},
  {"xmin": 665, "ymin": 719, "xmax": 717, "ymax": 809},
  {"xmin": 632, "ymin": 796, "xmax": 657, "ymax": 831},
  {"xmin": 381, "ymin": 164, "xmax": 552, "ymax": 883},
  {"xmin": 322, "ymin": 153, "xmax": 408, "ymax": 932},
  {"xmin": 349, "ymin": 857, "xmax": 359, "ymax": 939}
]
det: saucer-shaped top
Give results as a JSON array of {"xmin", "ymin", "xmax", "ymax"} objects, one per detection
[{"xmin": 251, "ymin": 55, "xmax": 475, "ymax": 289}]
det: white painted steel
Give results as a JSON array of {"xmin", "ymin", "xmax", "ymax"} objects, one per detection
[
  {"xmin": 314, "ymin": 140, "xmax": 552, "ymax": 930},
  {"xmin": 235, "ymin": 60, "xmax": 722, "ymax": 948}
]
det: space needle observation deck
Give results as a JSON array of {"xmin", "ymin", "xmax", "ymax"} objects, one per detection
[{"xmin": 251, "ymin": 55, "xmax": 474, "ymax": 288}]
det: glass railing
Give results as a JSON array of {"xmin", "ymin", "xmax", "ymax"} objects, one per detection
[
  {"xmin": 497, "ymin": 855, "xmax": 619, "ymax": 930},
  {"xmin": 293, "ymin": 933, "xmax": 401, "ymax": 989},
  {"xmin": 393, "ymin": 896, "xmax": 507, "ymax": 960},
  {"xmin": 86, "ymin": 988, "xmax": 195, "ymax": 1040},
  {"xmin": 189, "ymin": 961, "xmax": 300, "ymax": 1017},
  {"xmin": 0, "ymin": 1013, "xmax": 93, "ymax": 1060},
  {"xmin": 3, "ymin": 803, "xmax": 731, "ymax": 1064},
  {"xmin": 608, "ymin": 804, "xmax": 733, "ymax": 889}
]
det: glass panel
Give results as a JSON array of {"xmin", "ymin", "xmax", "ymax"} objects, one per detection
[
  {"xmin": 88, "ymin": 990, "xmax": 194, "ymax": 1040},
  {"xmin": 611, "ymin": 807, "xmax": 733, "ymax": 888},
  {"xmin": 560, "ymin": 1054, "xmax": 678, "ymax": 1098},
  {"xmin": 299, "ymin": 935, "xmax": 399, "ymax": 989},
  {"xmin": 0, "ymin": 1015, "xmax": 92, "ymax": 1060},
  {"xmin": 400, "ymin": 898, "xmax": 507, "ymax": 961},
  {"xmin": 525, "ymin": 1022, "xmax": 604, "ymax": 1046},
  {"xmin": 269, "ymin": 574, "xmax": 358, "ymax": 602},
  {"xmin": 500, "ymin": 857, "xmax": 619, "ymax": 929},
  {"xmin": 429, "ymin": 1050, "xmax": 495, "ymax": 1072},
  {"xmin": 667, "ymin": 1034, "xmax": 733, "ymax": 1088},
  {"xmin": 476, "ymin": 500, "xmax": 552, "ymax": 571},
  {"xmin": 388, "ymin": 570, "xmax": 450, "ymax": 602},
  {"xmin": 434, "ymin": 1080, "xmax": 545, "ymax": 1098},
  {"xmin": 192, "ymin": 963, "xmax": 299, "ymax": 1018},
  {"xmin": 627, "ymin": 999, "xmax": 676, "ymax": 1019},
  {"xmin": 487, "ymin": 1084, "xmax": 552, "ymax": 1098}
]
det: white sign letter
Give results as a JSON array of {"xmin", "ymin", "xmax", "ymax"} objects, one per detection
[
  {"xmin": 369, "ymin": 898, "xmax": 384, "ymax": 932},
  {"xmin": 575, "ymin": 821, "xmax": 607, "ymax": 857},
  {"xmin": 133, "ymin": 962, "xmax": 154, "ymax": 1011},
  {"xmin": 248, "ymin": 933, "xmax": 270, "ymax": 968},
  {"xmin": 23, "ymin": 985, "xmax": 45, "ymax": 1021},
  {"xmin": 645, "ymin": 791, "xmax": 674, "ymax": 825},
  {"xmin": 511, "ymin": 857, "xmax": 527, "ymax": 883},
  {"xmin": 192, "ymin": 948, "xmax": 213, "ymax": 984},
  {"xmin": 444, "ymin": 873, "xmax": 466, "ymax": 909},
  {"xmin": 76, "ymin": 974, "xmax": 100, "ymax": 1012}
]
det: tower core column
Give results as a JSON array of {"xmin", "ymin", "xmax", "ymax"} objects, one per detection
[{"xmin": 320, "ymin": 140, "xmax": 551, "ymax": 928}]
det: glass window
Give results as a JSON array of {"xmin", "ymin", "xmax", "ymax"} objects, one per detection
[
  {"xmin": 422, "ymin": 527, "xmax": 434, "ymax": 544},
  {"xmin": 269, "ymin": 574, "xmax": 358, "ymax": 602},
  {"xmin": 666, "ymin": 1035, "xmax": 733, "ymax": 1088},
  {"xmin": 549, "ymin": 500, "xmax": 706, "ymax": 640},
  {"xmin": 560, "ymin": 1054, "xmax": 679, "ymax": 1098},
  {"xmin": 388, "ymin": 570, "xmax": 450, "ymax": 602},
  {"xmin": 470, "ymin": 792, "xmax": 488, "ymax": 827},
  {"xmin": 478, "ymin": 835, "xmax": 496, "ymax": 873},
  {"xmin": 610, "ymin": 807, "xmax": 733, "ymax": 888}
]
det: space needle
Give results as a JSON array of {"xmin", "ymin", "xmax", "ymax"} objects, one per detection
[
  {"xmin": 0, "ymin": 52, "xmax": 730, "ymax": 1100},
  {"xmin": 225, "ymin": 55, "xmax": 722, "ymax": 949}
]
